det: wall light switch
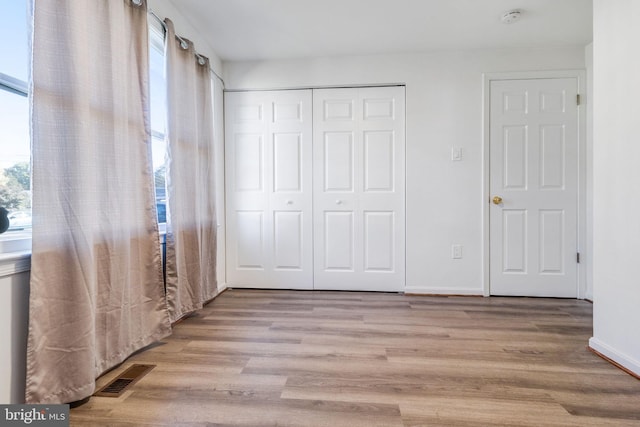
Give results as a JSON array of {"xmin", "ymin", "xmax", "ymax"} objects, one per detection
[
  {"xmin": 451, "ymin": 147, "xmax": 462, "ymax": 161},
  {"xmin": 452, "ymin": 244, "xmax": 462, "ymax": 259}
]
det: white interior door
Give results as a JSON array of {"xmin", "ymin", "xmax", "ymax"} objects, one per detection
[
  {"xmin": 313, "ymin": 87, "xmax": 405, "ymax": 291},
  {"xmin": 490, "ymin": 78, "xmax": 579, "ymax": 297},
  {"xmin": 225, "ymin": 90, "xmax": 313, "ymax": 289}
]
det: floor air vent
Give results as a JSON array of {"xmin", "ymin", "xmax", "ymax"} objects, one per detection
[{"xmin": 94, "ymin": 364, "xmax": 155, "ymax": 397}]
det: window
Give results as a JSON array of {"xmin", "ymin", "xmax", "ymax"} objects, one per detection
[
  {"xmin": 149, "ymin": 16, "xmax": 167, "ymax": 225},
  {"xmin": 0, "ymin": 4, "xmax": 167, "ymax": 251},
  {"xmin": 0, "ymin": 0, "xmax": 31, "ymax": 244}
]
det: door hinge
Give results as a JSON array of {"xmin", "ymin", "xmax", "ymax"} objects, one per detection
[
  {"xmin": 576, "ymin": 94, "xmax": 581, "ymax": 106},
  {"xmin": 577, "ymin": 252, "xmax": 581, "ymax": 263}
]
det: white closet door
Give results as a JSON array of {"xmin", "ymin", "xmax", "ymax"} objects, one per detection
[
  {"xmin": 225, "ymin": 90, "xmax": 313, "ymax": 289},
  {"xmin": 313, "ymin": 87, "xmax": 405, "ymax": 291}
]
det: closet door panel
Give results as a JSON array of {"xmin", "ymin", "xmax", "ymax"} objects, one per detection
[
  {"xmin": 273, "ymin": 210, "xmax": 304, "ymax": 270},
  {"xmin": 364, "ymin": 211, "xmax": 395, "ymax": 272},
  {"xmin": 226, "ymin": 86, "xmax": 404, "ymax": 292},
  {"xmin": 323, "ymin": 131, "xmax": 355, "ymax": 192},
  {"xmin": 364, "ymin": 130, "xmax": 395, "ymax": 192},
  {"xmin": 313, "ymin": 86, "xmax": 405, "ymax": 291},
  {"xmin": 225, "ymin": 90, "xmax": 313, "ymax": 289},
  {"xmin": 323, "ymin": 211, "xmax": 355, "ymax": 271},
  {"xmin": 234, "ymin": 133, "xmax": 264, "ymax": 192}
]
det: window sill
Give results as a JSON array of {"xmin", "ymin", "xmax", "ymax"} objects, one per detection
[
  {"xmin": 158, "ymin": 223, "xmax": 167, "ymax": 244},
  {"xmin": 0, "ymin": 235, "xmax": 32, "ymax": 277},
  {"xmin": 0, "ymin": 227, "xmax": 167, "ymax": 278},
  {"xmin": 0, "ymin": 250, "xmax": 31, "ymax": 277},
  {"xmin": 0, "ymin": 235, "xmax": 31, "ymax": 253}
]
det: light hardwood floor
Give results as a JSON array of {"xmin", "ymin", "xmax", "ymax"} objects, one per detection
[{"xmin": 71, "ymin": 289, "xmax": 640, "ymax": 426}]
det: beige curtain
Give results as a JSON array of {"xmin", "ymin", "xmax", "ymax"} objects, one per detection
[
  {"xmin": 164, "ymin": 19, "xmax": 218, "ymax": 323},
  {"xmin": 26, "ymin": 0, "xmax": 171, "ymax": 404}
]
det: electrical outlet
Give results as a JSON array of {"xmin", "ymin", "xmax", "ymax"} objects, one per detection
[{"xmin": 452, "ymin": 244, "xmax": 462, "ymax": 259}]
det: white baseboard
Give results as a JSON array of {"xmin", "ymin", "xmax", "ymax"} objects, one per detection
[
  {"xmin": 589, "ymin": 337, "xmax": 640, "ymax": 377},
  {"xmin": 403, "ymin": 286, "xmax": 483, "ymax": 296}
]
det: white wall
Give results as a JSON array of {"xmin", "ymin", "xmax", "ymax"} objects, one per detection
[
  {"xmin": 0, "ymin": 265, "xmax": 30, "ymax": 403},
  {"xmin": 213, "ymin": 77, "xmax": 226, "ymax": 290},
  {"xmin": 589, "ymin": 0, "xmax": 640, "ymax": 376},
  {"xmin": 224, "ymin": 47, "xmax": 586, "ymax": 294},
  {"xmin": 148, "ymin": 0, "xmax": 223, "ymax": 77},
  {"xmin": 585, "ymin": 43, "xmax": 594, "ymax": 301}
]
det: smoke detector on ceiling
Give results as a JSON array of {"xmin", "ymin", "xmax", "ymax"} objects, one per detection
[{"xmin": 501, "ymin": 10, "xmax": 522, "ymax": 24}]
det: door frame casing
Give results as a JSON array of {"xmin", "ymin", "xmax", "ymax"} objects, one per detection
[{"xmin": 481, "ymin": 70, "xmax": 588, "ymax": 298}]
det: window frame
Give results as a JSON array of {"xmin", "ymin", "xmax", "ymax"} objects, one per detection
[
  {"xmin": 148, "ymin": 15, "xmax": 167, "ymax": 229},
  {"xmin": 1, "ymin": 12, "xmax": 169, "ymax": 258},
  {"xmin": 0, "ymin": 72, "xmax": 28, "ymax": 96},
  {"xmin": 0, "ymin": 72, "xmax": 31, "ymax": 254}
]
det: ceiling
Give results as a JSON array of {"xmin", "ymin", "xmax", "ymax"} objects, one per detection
[{"xmin": 169, "ymin": 0, "xmax": 593, "ymax": 62}]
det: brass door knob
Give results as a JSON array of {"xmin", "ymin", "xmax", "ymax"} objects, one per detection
[{"xmin": 492, "ymin": 196, "xmax": 503, "ymax": 205}]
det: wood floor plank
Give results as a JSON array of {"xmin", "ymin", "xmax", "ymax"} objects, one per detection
[
  {"xmin": 76, "ymin": 392, "xmax": 403, "ymax": 427},
  {"xmin": 400, "ymin": 399, "xmax": 640, "ymax": 427},
  {"xmin": 185, "ymin": 340, "xmax": 388, "ymax": 361},
  {"xmin": 70, "ymin": 289, "xmax": 640, "ymax": 426}
]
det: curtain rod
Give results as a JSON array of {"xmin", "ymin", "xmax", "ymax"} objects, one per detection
[{"xmin": 148, "ymin": 9, "xmax": 225, "ymax": 87}]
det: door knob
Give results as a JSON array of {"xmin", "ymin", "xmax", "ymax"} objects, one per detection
[
  {"xmin": 336, "ymin": 200, "xmax": 342, "ymax": 205},
  {"xmin": 492, "ymin": 196, "xmax": 503, "ymax": 205}
]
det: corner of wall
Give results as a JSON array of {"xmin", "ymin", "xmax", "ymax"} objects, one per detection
[
  {"xmin": 147, "ymin": 0, "xmax": 224, "ymax": 76},
  {"xmin": 584, "ymin": 42, "xmax": 594, "ymax": 301}
]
